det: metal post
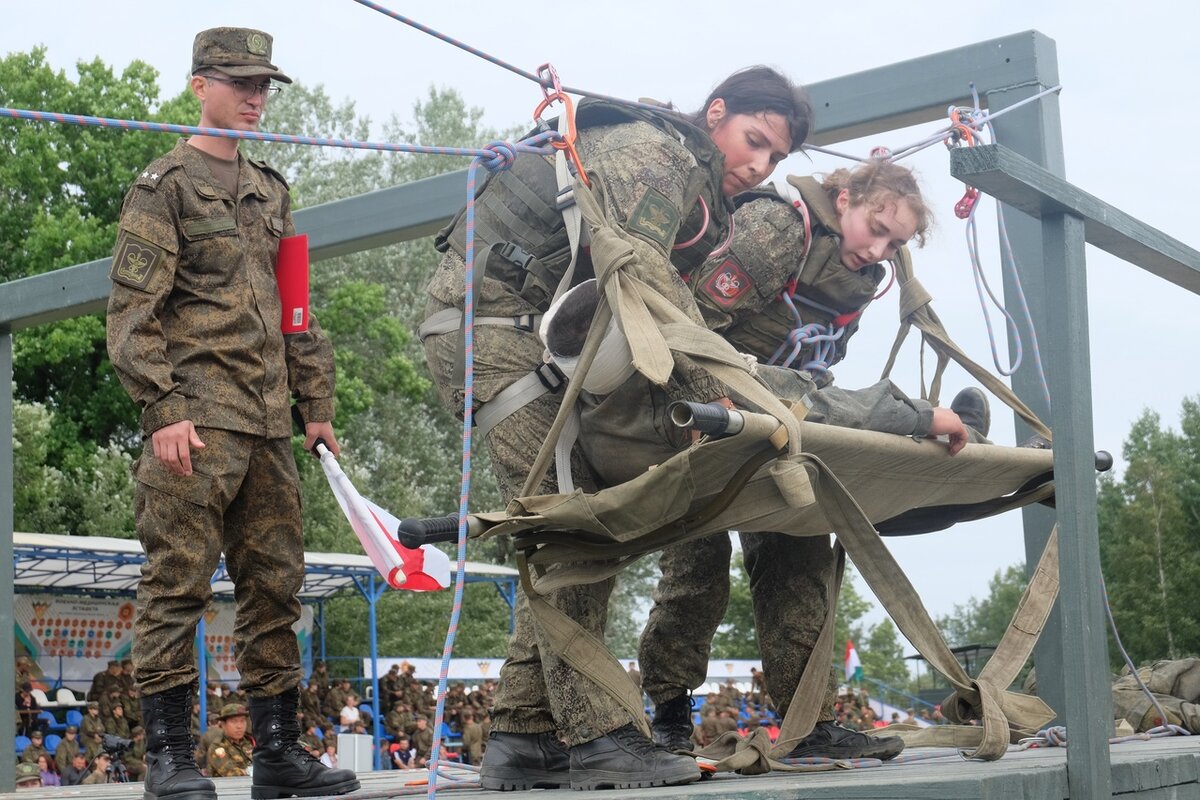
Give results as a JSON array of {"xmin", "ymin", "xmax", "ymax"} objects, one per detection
[
  {"xmin": 983, "ymin": 37, "xmax": 1068, "ymax": 724},
  {"xmin": 198, "ymin": 610, "xmax": 208, "ymax": 732},
  {"xmin": 1, "ymin": 331, "xmax": 15, "ymax": 793},
  {"xmin": 352, "ymin": 574, "xmax": 387, "ymax": 771},
  {"xmin": 1042, "ymin": 212, "xmax": 1113, "ymax": 797},
  {"xmin": 367, "ymin": 575, "xmax": 384, "ymax": 771}
]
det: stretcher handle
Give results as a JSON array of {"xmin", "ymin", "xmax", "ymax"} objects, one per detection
[
  {"xmin": 1021, "ymin": 434, "xmax": 1115, "ymax": 472},
  {"xmin": 668, "ymin": 401, "xmax": 745, "ymax": 437},
  {"xmin": 290, "ymin": 405, "xmax": 329, "ymax": 455},
  {"xmin": 397, "ymin": 514, "xmax": 461, "ymax": 549}
]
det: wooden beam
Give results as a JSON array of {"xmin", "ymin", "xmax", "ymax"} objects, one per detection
[{"xmin": 951, "ymin": 144, "xmax": 1200, "ymax": 295}]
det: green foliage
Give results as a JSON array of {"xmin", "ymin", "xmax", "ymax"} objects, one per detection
[
  {"xmin": 937, "ymin": 563, "xmax": 1028, "ymax": 648},
  {"xmin": 711, "ymin": 547, "xmax": 758, "ymax": 659},
  {"xmin": 321, "ymin": 581, "xmax": 513, "ymax": 662},
  {"xmin": 858, "ymin": 619, "xmax": 910, "ymax": 688},
  {"xmin": 12, "ymin": 395, "xmax": 134, "ymax": 538},
  {"xmin": 2, "ymin": 48, "xmax": 198, "ymax": 470},
  {"xmin": 1099, "ymin": 402, "xmax": 1200, "ymax": 667}
]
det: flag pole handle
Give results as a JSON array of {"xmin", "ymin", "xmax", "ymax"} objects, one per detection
[
  {"xmin": 397, "ymin": 515, "xmax": 461, "ymax": 549},
  {"xmin": 291, "ymin": 405, "xmax": 329, "ymax": 455}
]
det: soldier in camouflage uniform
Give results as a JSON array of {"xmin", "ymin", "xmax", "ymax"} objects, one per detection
[
  {"xmin": 55, "ymin": 725, "xmax": 81, "ymax": 767},
  {"xmin": 207, "ymin": 704, "xmax": 255, "ymax": 778},
  {"xmin": 82, "ymin": 752, "xmax": 113, "ymax": 785},
  {"xmin": 20, "ymin": 730, "xmax": 49, "ymax": 764},
  {"xmin": 106, "ymin": 26, "xmax": 357, "ymax": 800},
  {"xmin": 105, "ymin": 701, "xmax": 133, "ymax": 739},
  {"xmin": 422, "ymin": 67, "xmax": 808, "ymax": 790},
  {"xmin": 565, "ymin": 162, "xmax": 984, "ymax": 759},
  {"xmin": 124, "ymin": 725, "xmax": 148, "ymax": 782},
  {"xmin": 81, "ymin": 701, "xmax": 105, "ymax": 742}
]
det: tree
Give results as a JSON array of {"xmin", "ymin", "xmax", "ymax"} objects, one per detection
[
  {"xmin": 1098, "ymin": 404, "xmax": 1200, "ymax": 667},
  {"xmin": 938, "ymin": 563, "xmax": 1028, "ymax": 648},
  {"xmin": 858, "ymin": 619, "xmax": 910, "ymax": 689},
  {"xmin": 711, "ymin": 547, "xmax": 759, "ymax": 659}
]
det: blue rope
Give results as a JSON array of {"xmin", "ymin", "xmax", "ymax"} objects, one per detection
[
  {"xmin": 768, "ymin": 292, "xmax": 845, "ymax": 374},
  {"xmin": 0, "ymin": 106, "xmax": 557, "ymax": 160},
  {"xmin": 425, "ymin": 134, "xmax": 554, "ymax": 800}
]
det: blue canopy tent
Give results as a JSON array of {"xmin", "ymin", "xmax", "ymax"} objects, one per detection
[{"xmin": 10, "ymin": 531, "xmax": 518, "ymax": 769}]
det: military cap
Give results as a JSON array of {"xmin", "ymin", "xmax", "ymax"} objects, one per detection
[
  {"xmin": 66, "ymin": 724, "xmax": 79, "ymax": 733},
  {"xmin": 107, "ymin": 660, "xmax": 120, "ymax": 667},
  {"xmin": 87, "ymin": 700, "xmax": 100, "ymax": 709},
  {"xmin": 218, "ymin": 703, "xmax": 250, "ymax": 721},
  {"xmin": 192, "ymin": 27, "xmax": 292, "ymax": 84},
  {"xmin": 30, "ymin": 729, "xmax": 43, "ymax": 739},
  {"xmin": 14, "ymin": 761, "xmax": 41, "ymax": 785},
  {"xmin": 132, "ymin": 725, "xmax": 145, "ymax": 735}
]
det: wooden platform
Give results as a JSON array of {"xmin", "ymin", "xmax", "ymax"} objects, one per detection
[{"xmin": 6, "ymin": 738, "xmax": 1198, "ymax": 800}]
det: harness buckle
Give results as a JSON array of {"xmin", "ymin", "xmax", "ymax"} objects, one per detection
[
  {"xmin": 555, "ymin": 187, "xmax": 576, "ymax": 211},
  {"xmin": 513, "ymin": 314, "xmax": 536, "ymax": 332},
  {"xmin": 497, "ymin": 241, "xmax": 536, "ymax": 271},
  {"xmin": 534, "ymin": 361, "xmax": 567, "ymax": 393}
]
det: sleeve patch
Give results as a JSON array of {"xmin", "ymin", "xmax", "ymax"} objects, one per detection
[
  {"xmin": 625, "ymin": 187, "xmax": 681, "ymax": 251},
  {"xmin": 110, "ymin": 232, "xmax": 165, "ymax": 291},
  {"xmin": 700, "ymin": 258, "xmax": 754, "ymax": 309}
]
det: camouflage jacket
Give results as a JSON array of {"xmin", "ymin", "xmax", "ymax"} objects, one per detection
[
  {"xmin": 426, "ymin": 100, "xmax": 730, "ymax": 405},
  {"xmin": 208, "ymin": 733, "xmax": 254, "ymax": 777},
  {"xmin": 692, "ymin": 180, "xmax": 887, "ymax": 384},
  {"xmin": 107, "ymin": 140, "xmax": 335, "ymax": 439}
]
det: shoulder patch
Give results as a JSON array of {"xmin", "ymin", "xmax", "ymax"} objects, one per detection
[
  {"xmin": 133, "ymin": 160, "xmax": 182, "ymax": 191},
  {"xmin": 625, "ymin": 187, "xmax": 680, "ymax": 251},
  {"xmin": 213, "ymin": 747, "xmax": 225, "ymax": 758},
  {"xmin": 700, "ymin": 257, "xmax": 754, "ymax": 310},
  {"xmin": 110, "ymin": 231, "xmax": 165, "ymax": 291}
]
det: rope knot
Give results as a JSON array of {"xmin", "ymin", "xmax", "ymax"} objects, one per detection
[{"xmin": 480, "ymin": 140, "xmax": 517, "ymax": 172}]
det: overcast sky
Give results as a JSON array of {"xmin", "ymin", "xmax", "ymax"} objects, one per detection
[{"xmin": 5, "ymin": 1, "xmax": 1199, "ymax": 642}]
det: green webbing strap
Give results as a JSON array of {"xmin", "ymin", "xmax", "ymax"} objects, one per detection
[
  {"xmin": 515, "ymin": 550, "xmax": 653, "ymax": 739},
  {"xmin": 882, "ymin": 249, "xmax": 1051, "ymax": 441},
  {"xmin": 694, "ymin": 727, "xmax": 847, "ymax": 775},
  {"xmin": 770, "ymin": 545, "xmax": 845, "ymax": 758},
  {"xmin": 806, "ymin": 453, "xmax": 1056, "ymax": 758}
]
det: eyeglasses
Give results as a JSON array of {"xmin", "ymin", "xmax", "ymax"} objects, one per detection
[{"xmin": 204, "ymin": 74, "xmax": 281, "ymax": 100}]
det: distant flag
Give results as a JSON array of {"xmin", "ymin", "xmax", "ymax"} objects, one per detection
[{"xmin": 845, "ymin": 640, "xmax": 863, "ymax": 682}]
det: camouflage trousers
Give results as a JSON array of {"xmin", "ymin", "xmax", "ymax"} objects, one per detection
[
  {"xmin": 423, "ymin": 289, "xmax": 635, "ymax": 746},
  {"xmin": 639, "ymin": 532, "xmax": 839, "ymax": 721},
  {"xmin": 132, "ymin": 428, "xmax": 304, "ymax": 697}
]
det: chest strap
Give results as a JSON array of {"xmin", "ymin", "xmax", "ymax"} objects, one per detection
[{"xmin": 417, "ymin": 309, "xmax": 541, "ymax": 341}]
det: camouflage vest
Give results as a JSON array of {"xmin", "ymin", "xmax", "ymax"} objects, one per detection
[
  {"xmin": 436, "ymin": 98, "xmax": 729, "ymax": 310},
  {"xmin": 712, "ymin": 177, "xmax": 892, "ymax": 387}
]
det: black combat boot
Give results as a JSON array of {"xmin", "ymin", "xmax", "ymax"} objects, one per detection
[
  {"xmin": 783, "ymin": 720, "xmax": 904, "ymax": 761},
  {"xmin": 569, "ymin": 723, "xmax": 701, "ymax": 790},
  {"xmin": 951, "ymin": 387, "xmax": 991, "ymax": 438},
  {"xmin": 650, "ymin": 694, "xmax": 695, "ymax": 751},
  {"xmin": 479, "ymin": 731, "xmax": 570, "ymax": 791},
  {"xmin": 249, "ymin": 688, "xmax": 359, "ymax": 799},
  {"xmin": 140, "ymin": 684, "xmax": 217, "ymax": 800}
]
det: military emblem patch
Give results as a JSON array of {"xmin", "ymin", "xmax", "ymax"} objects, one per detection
[
  {"xmin": 246, "ymin": 33, "xmax": 268, "ymax": 56},
  {"xmin": 110, "ymin": 233, "xmax": 164, "ymax": 291},
  {"xmin": 701, "ymin": 258, "xmax": 753, "ymax": 309},
  {"xmin": 626, "ymin": 188, "xmax": 680, "ymax": 251}
]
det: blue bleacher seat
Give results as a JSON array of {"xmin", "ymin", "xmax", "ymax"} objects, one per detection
[
  {"xmin": 15, "ymin": 734, "xmax": 31, "ymax": 757},
  {"xmin": 359, "ymin": 703, "xmax": 373, "ymax": 721},
  {"xmin": 66, "ymin": 709, "xmax": 83, "ymax": 728},
  {"xmin": 40, "ymin": 709, "xmax": 65, "ymax": 733},
  {"xmin": 45, "ymin": 733, "xmax": 61, "ymax": 752}
]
